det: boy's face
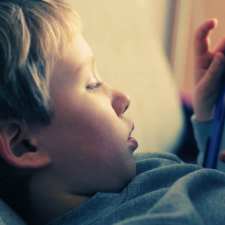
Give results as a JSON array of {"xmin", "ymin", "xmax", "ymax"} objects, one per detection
[{"xmin": 35, "ymin": 33, "xmax": 138, "ymax": 194}]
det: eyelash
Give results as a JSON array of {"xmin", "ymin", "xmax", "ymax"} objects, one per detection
[{"xmin": 87, "ymin": 82, "xmax": 102, "ymax": 90}]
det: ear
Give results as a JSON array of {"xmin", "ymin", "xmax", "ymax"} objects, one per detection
[{"xmin": 0, "ymin": 120, "xmax": 51, "ymax": 169}]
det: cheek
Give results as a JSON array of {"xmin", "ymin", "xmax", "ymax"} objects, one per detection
[
  {"xmin": 46, "ymin": 93, "xmax": 126, "ymax": 157},
  {"xmin": 56, "ymin": 92, "xmax": 122, "ymax": 142}
]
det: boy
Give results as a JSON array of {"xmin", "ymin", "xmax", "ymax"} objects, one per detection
[{"xmin": 0, "ymin": 1, "xmax": 225, "ymax": 225}]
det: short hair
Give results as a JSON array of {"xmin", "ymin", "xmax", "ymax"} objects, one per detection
[
  {"xmin": 0, "ymin": 0, "xmax": 82, "ymax": 222},
  {"xmin": 0, "ymin": 0, "xmax": 82, "ymax": 127}
]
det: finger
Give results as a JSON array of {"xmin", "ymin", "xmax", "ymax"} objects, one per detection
[
  {"xmin": 194, "ymin": 53, "xmax": 214, "ymax": 85},
  {"xmin": 194, "ymin": 18, "xmax": 218, "ymax": 56},
  {"xmin": 198, "ymin": 52, "xmax": 225, "ymax": 102},
  {"xmin": 213, "ymin": 37, "xmax": 225, "ymax": 55}
]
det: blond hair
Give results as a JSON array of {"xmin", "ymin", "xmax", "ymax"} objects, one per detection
[
  {"xmin": 0, "ymin": 0, "xmax": 82, "ymax": 222},
  {"xmin": 0, "ymin": 0, "xmax": 82, "ymax": 126}
]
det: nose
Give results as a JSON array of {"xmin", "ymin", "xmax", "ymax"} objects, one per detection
[{"xmin": 111, "ymin": 89, "xmax": 130, "ymax": 116}]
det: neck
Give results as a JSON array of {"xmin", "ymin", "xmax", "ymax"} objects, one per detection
[{"xmin": 28, "ymin": 171, "xmax": 89, "ymax": 225}]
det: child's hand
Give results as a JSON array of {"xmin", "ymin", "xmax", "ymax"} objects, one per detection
[{"xmin": 192, "ymin": 19, "xmax": 225, "ymax": 122}]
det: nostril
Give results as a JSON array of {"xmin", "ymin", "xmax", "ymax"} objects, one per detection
[
  {"xmin": 124, "ymin": 101, "xmax": 129, "ymax": 113},
  {"xmin": 124, "ymin": 97, "xmax": 131, "ymax": 112}
]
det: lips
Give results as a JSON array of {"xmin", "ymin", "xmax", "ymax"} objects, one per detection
[{"xmin": 128, "ymin": 136, "xmax": 138, "ymax": 152}]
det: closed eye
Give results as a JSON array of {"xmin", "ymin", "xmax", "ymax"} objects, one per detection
[{"xmin": 87, "ymin": 82, "xmax": 102, "ymax": 90}]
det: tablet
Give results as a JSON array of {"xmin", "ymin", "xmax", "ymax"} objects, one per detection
[{"xmin": 203, "ymin": 89, "xmax": 225, "ymax": 169}]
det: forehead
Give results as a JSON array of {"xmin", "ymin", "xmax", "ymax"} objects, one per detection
[
  {"xmin": 50, "ymin": 33, "xmax": 94, "ymax": 82},
  {"xmin": 52, "ymin": 33, "xmax": 93, "ymax": 74}
]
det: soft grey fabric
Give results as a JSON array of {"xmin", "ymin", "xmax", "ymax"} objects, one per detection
[
  {"xmin": 47, "ymin": 152, "xmax": 225, "ymax": 225},
  {"xmin": 191, "ymin": 114, "xmax": 213, "ymax": 165}
]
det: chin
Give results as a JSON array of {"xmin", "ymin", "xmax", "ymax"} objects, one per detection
[
  {"xmin": 113, "ymin": 176, "xmax": 134, "ymax": 193},
  {"xmin": 112, "ymin": 165, "xmax": 136, "ymax": 193}
]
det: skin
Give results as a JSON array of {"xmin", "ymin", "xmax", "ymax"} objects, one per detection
[
  {"xmin": 192, "ymin": 19, "xmax": 225, "ymax": 162},
  {"xmin": 0, "ymin": 33, "xmax": 138, "ymax": 225}
]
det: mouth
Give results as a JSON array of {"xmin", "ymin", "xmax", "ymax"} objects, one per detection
[{"xmin": 127, "ymin": 123, "xmax": 138, "ymax": 152}]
